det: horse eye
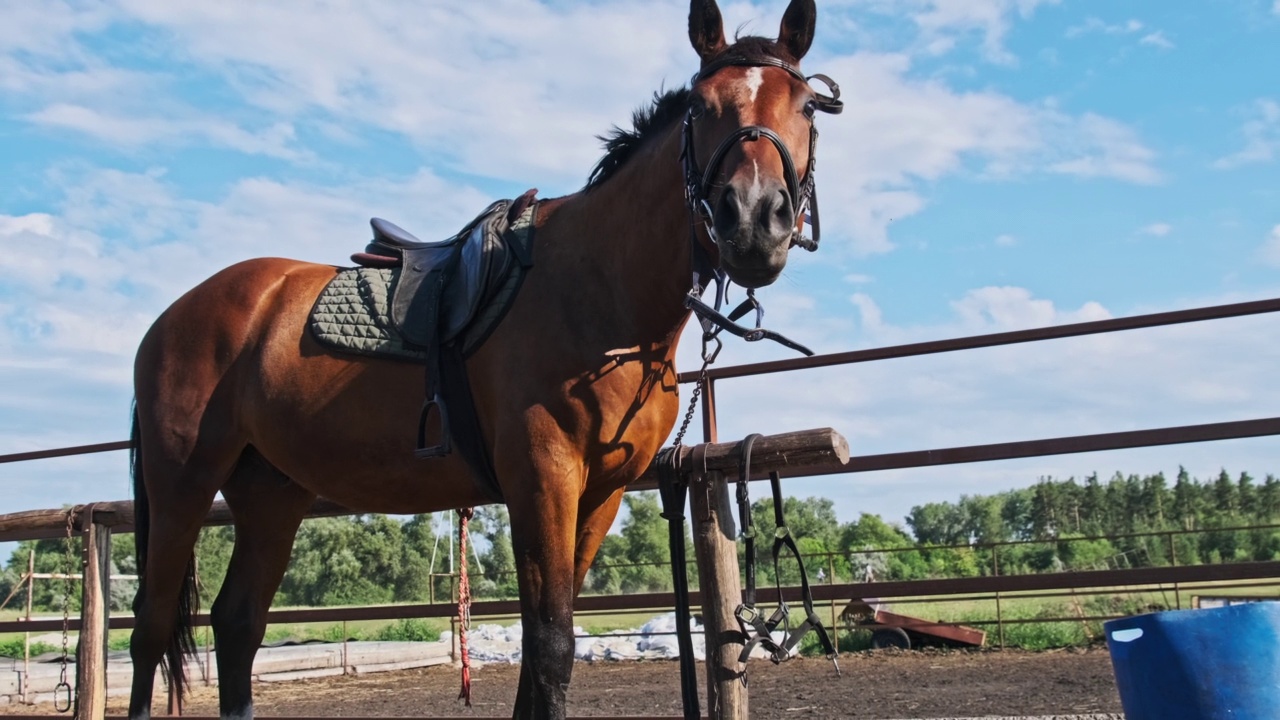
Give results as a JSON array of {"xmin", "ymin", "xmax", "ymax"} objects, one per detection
[
  {"xmin": 803, "ymin": 98, "xmax": 818, "ymax": 119},
  {"xmin": 689, "ymin": 99, "xmax": 706, "ymax": 119}
]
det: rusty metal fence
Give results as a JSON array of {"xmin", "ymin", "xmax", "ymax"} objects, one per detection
[{"xmin": 1, "ymin": 294, "xmax": 1279, "ymax": 716}]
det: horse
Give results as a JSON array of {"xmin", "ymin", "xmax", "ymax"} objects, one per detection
[{"xmin": 127, "ymin": 1, "xmax": 838, "ymax": 718}]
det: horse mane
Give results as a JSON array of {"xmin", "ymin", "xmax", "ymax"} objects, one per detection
[{"xmin": 585, "ymin": 36, "xmax": 798, "ymax": 191}]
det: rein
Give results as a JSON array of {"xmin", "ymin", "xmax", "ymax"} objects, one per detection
[{"xmin": 680, "ymin": 55, "xmax": 842, "ymax": 358}]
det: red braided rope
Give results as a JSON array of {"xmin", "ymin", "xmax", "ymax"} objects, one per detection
[{"xmin": 456, "ymin": 507, "xmax": 474, "ymax": 707}]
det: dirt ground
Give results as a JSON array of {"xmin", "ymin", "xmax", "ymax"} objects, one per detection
[{"xmin": 70, "ymin": 647, "xmax": 1123, "ymax": 718}]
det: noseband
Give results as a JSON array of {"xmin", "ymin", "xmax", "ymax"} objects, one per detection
[
  {"xmin": 681, "ymin": 55, "xmax": 842, "ymax": 258},
  {"xmin": 679, "ymin": 54, "xmax": 842, "ymax": 357}
]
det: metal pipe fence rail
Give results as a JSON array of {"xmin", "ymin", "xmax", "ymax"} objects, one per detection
[
  {"xmin": 2, "ymin": 295, "xmax": 1278, "ymax": 720},
  {"xmin": 4, "ymin": 557, "xmax": 1275, "ymax": 635},
  {"xmin": 5, "ymin": 299, "xmax": 1280, "ymax": 484}
]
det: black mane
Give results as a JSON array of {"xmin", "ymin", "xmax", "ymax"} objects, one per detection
[
  {"xmin": 586, "ymin": 87, "xmax": 691, "ymax": 190},
  {"xmin": 584, "ymin": 36, "xmax": 797, "ymax": 191}
]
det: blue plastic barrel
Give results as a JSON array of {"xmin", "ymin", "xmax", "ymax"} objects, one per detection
[{"xmin": 1105, "ymin": 602, "xmax": 1280, "ymax": 719}]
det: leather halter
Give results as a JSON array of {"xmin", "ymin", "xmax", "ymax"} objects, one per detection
[{"xmin": 679, "ymin": 53, "xmax": 842, "ymax": 356}]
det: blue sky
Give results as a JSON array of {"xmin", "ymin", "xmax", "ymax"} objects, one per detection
[{"xmin": 3, "ymin": 1, "xmax": 1280, "ymax": 565}]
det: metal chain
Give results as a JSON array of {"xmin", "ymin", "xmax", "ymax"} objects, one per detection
[
  {"xmin": 672, "ymin": 332, "xmax": 722, "ymax": 449},
  {"xmin": 671, "ymin": 367, "xmax": 705, "ymax": 449},
  {"xmin": 55, "ymin": 508, "xmax": 77, "ymax": 713}
]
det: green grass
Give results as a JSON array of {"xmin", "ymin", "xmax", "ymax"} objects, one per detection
[
  {"xmin": 799, "ymin": 628, "xmax": 871, "ymax": 656},
  {"xmin": 0, "ymin": 637, "xmax": 59, "ymax": 658},
  {"xmin": 373, "ymin": 618, "xmax": 442, "ymax": 642}
]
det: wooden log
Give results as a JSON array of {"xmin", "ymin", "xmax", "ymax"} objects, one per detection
[
  {"xmin": 75, "ymin": 522, "xmax": 107, "ymax": 720},
  {"xmin": 631, "ymin": 427, "xmax": 850, "ymax": 490},
  {"xmin": 0, "ymin": 498, "xmax": 352, "ymax": 542},
  {"xmin": 0, "ymin": 429, "xmax": 845, "ymax": 543}
]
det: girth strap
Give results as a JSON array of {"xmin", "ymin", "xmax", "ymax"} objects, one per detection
[{"xmin": 734, "ymin": 434, "xmax": 840, "ymax": 673}]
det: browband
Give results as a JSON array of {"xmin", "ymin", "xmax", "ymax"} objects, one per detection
[{"xmin": 693, "ymin": 56, "xmax": 843, "ymax": 115}]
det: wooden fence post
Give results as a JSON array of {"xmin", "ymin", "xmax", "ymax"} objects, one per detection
[
  {"xmin": 690, "ymin": 469, "xmax": 746, "ymax": 720},
  {"xmin": 76, "ymin": 517, "xmax": 108, "ymax": 720}
]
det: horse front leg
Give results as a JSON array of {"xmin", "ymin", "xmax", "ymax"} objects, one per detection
[
  {"xmin": 506, "ymin": 462, "xmax": 581, "ymax": 720},
  {"xmin": 572, "ymin": 486, "xmax": 626, "ymax": 595}
]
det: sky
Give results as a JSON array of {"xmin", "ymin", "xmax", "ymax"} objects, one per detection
[{"xmin": 2, "ymin": 1, "xmax": 1280, "ymax": 565}]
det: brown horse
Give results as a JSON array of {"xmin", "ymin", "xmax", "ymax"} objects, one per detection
[{"xmin": 127, "ymin": 1, "xmax": 836, "ymax": 718}]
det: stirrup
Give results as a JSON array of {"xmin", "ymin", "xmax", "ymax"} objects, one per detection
[{"xmin": 415, "ymin": 394, "xmax": 452, "ymax": 459}]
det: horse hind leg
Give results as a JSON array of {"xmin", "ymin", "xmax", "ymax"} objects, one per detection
[
  {"xmin": 209, "ymin": 448, "xmax": 314, "ymax": 720},
  {"xmin": 128, "ymin": 410, "xmax": 242, "ymax": 720}
]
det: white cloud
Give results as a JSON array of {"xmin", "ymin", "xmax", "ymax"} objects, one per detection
[
  {"xmin": 849, "ymin": 0, "xmax": 1061, "ymax": 64},
  {"xmin": 1140, "ymin": 223, "xmax": 1172, "ymax": 237},
  {"xmin": 0, "ymin": 0, "xmax": 698, "ymax": 183},
  {"xmin": 1261, "ymin": 225, "xmax": 1280, "ymax": 267},
  {"xmin": 2, "ymin": 1, "xmax": 1164, "ymax": 260},
  {"xmin": 1214, "ymin": 99, "xmax": 1280, "ymax": 169},
  {"xmin": 97, "ymin": 0, "xmax": 694, "ymax": 185},
  {"xmin": 950, "ymin": 286, "xmax": 1111, "ymax": 331},
  {"xmin": 1046, "ymin": 113, "xmax": 1162, "ymax": 184},
  {"xmin": 1139, "ymin": 31, "xmax": 1175, "ymax": 49},
  {"xmin": 1066, "ymin": 17, "xmax": 1144, "ymax": 38},
  {"xmin": 0, "ymin": 1, "xmax": 111, "ymax": 57},
  {"xmin": 850, "ymin": 292, "xmax": 885, "ymax": 333},
  {"xmin": 0, "ymin": 166, "xmax": 491, "ymax": 368},
  {"xmin": 25, "ymin": 104, "xmax": 310, "ymax": 161},
  {"xmin": 1274, "ymin": 0, "xmax": 1280, "ymax": 16},
  {"xmin": 812, "ymin": 53, "xmax": 1159, "ymax": 254},
  {"xmin": 1065, "ymin": 18, "xmax": 1172, "ymax": 50},
  {"xmin": 995, "ymin": 233, "xmax": 1018, "ymax": 246}
]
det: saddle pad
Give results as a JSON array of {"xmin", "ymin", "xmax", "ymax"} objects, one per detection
[
  {"xmin": 308, "ymin": 201, "xmax": 535, "ymax": 363},
  {"xmin": 309, "ymin": 267, "xmax": 427, "ymax": 362}
]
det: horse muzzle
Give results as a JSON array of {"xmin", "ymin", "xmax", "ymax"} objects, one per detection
[{"xmin": 712, "ymin": 180, "xmax": 793, "ymax": 288}]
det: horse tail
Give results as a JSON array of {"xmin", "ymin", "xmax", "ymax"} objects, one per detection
[{"xmin": 131, "ymin": 403, "xmax": 199, "ymax": 706}]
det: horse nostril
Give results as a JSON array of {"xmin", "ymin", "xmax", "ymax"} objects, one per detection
[
  {"xmin": 758, "ymin": 189, "xmax": 793, "ymax": 233},
  {"xmin": 717, "ymin": 186, "xmax": 741, "ymax": 229},
  {"xmin": 773, "ymin": 189, "xmax": 793, "ymax": 226}
]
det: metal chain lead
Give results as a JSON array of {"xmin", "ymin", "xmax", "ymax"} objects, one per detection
[
  {"xmin": 671, "ymin": 366, "xmax": 706, "ymax": 449},
  {"xmin": 55, "ymin": 508, "xmax": 76, "ymax": 713},
  {"xmin": 672, "ymin": 334, "xmax": 720, "ymax": 449}
]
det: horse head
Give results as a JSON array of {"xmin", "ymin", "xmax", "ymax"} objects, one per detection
[{"xmin": 684, "ymin": 0, "xmax": 840, "ymax": 290}]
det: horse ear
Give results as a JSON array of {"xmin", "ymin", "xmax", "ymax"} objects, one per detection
[
  {"xmin": 689, "ymin": 0, "xmax": 726, "ymax": 61},
  {"xmin": 778, "ymin": 0, "xmax": 816, "ymax": 61}
]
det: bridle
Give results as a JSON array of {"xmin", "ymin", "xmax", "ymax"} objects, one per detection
[
  {"xmin": 679, "ymin": 53, "xmax": 842, "ymax": 357},
  {"xmin": 660, "ymin": 55, "xmax": 845, "ymax": 720}
]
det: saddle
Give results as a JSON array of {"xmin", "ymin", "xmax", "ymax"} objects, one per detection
[
  {"xmin": 353, "ymin": 188, "xmax": 537, "ymax": 352},
  {"xmin": 345, "ymin": 189, "xmax": 537, "ymax": 495}
]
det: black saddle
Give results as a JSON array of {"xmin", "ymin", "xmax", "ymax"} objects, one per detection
[
  {"xmin": 349, "ymin": 191, "xmax": 537, "ymax": 482},
  {"xmin": 369, "ymin": 217, "xmax": 428, "ymax": 248}
]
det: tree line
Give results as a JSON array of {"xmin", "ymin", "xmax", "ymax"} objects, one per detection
[{"xmin": 3, "ymin": 467, "xmax": 1277, "ymax": 611}]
